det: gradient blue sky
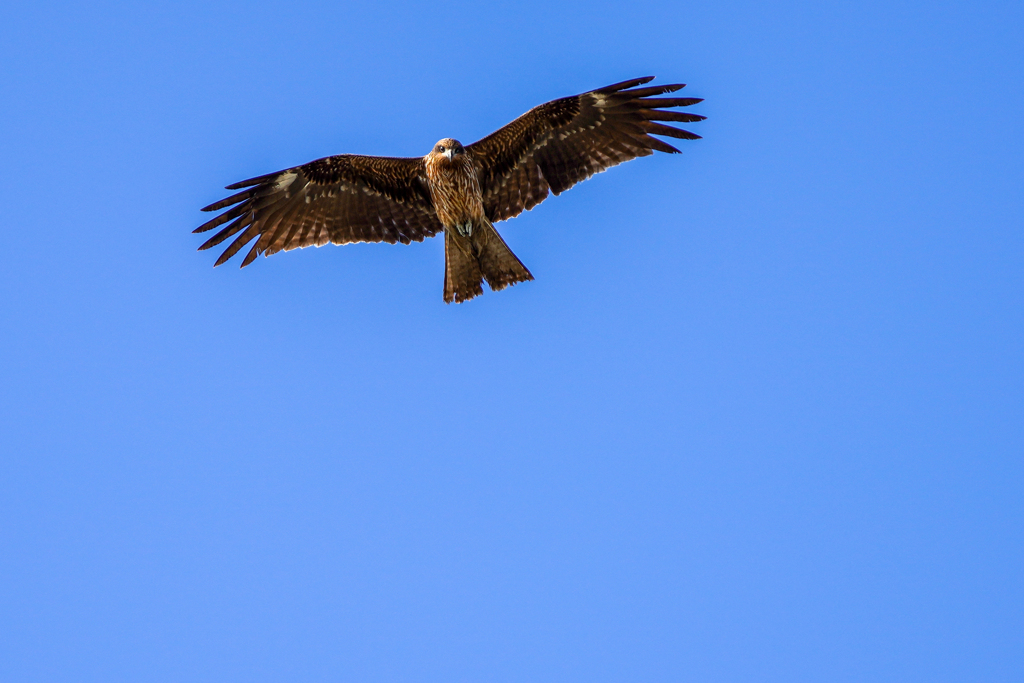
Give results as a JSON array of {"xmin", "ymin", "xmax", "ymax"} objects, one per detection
[{"xmin": 1, "ymin": 1, "xmax": 1021, "ymax": 681}]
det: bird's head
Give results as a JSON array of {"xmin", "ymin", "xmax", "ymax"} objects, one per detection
[{"xmin": 429, "ymin": 138, "xmax": 465, "ymax": 163}]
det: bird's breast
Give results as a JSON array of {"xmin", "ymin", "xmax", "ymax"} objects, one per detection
[{"xmin": 426, "ymin": 156, "xmax": 484, "ymax": 231}]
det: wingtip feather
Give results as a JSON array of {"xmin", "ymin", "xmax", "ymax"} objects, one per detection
[
  {"xmin": 618, "ymin": 84, "xmax": 687, "ymax": 99},
  {"xmin": 642, "ymin": 110, "xmax": 707, "ymax": 123},
  {"xmin": 642, "ymin": 135, "xmax": 682, "ymax": 154},
  {"xmin": 640, "ymin": 97, "xmax": 704, "ymax": 108},
  {"xmin": 201, "ymin": 187, "xmax": 256, "ymax": 212},
  {"xmin": 594, "ymin": 76, "xmax": 656, "ymax": 94},
  {"xmin": 240, "ymin": 247, "xmax": 261, "ymax": 267},
  {"xmin": 640, "ymin": 121, "xmax": 703, "ymax": 140},
  {"xmin": 224, "ymin": 171, "xmax": 279, "ymax": 190}
]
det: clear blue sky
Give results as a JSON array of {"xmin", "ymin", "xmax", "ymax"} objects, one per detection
[{"xmin": 1, "ymin": 1, "xmax": 1021, "ymax": 681}]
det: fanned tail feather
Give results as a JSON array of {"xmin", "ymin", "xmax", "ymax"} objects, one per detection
[
  {"xmin": 444, "ymin": 230, "xmax": 484, "ymax": 303},
  {"xmin": 443, "ymin": 219, "xmax": 533, "ymax": 303}
]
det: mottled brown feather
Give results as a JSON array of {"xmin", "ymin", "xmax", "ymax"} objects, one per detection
[
  {"xmin": 198, "ymin": 154, "xmax": 441, "ymax": 267},
  {"xmin": 467, "ymin": 78, "xmax": 704, "ymax": 223}
]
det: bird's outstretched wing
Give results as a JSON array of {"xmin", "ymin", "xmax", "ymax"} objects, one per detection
[
  {"xmin": 467, "ymin": 77, "xmax": 704, "ymax": 223},
  {"xmin": 195, "ymin": 155, "xmax": 441, "ymax": 267}
]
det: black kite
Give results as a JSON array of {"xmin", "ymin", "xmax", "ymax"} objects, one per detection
[{"xmin": 195, "ymin": 77, "xmax": 704, "ymax": 303}]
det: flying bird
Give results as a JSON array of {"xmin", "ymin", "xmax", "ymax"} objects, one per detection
[{"xmin": 195, "ymin": 77, "xmax": 704, "ymax": 303}]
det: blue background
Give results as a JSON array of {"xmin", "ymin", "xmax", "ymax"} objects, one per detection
[{"xmin": 1, "ymin": 1, "xmax": 1021, "ymax": 681}]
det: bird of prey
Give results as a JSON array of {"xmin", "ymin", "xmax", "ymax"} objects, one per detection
[{"xmin": 195, "ymin": 77, "xmax": 704, "ymax": 303}]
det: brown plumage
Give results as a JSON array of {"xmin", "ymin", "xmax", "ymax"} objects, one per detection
[
  {"xmin": 195, "ymin": 77, "xmax": 704, "ymax": 302},
  {"xmin": 423, "ymin": 138, "xmax": 534, "ymax": 302}
]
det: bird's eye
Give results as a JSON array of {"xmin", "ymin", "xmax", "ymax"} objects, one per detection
[{"xmin": 438, "ymin": 145, "xmax": 445, "ymax": 152}]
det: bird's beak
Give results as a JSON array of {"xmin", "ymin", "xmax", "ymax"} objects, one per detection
[{"xmin": 444, "ymin": 149, "xmax": 453, "ymax": 161}]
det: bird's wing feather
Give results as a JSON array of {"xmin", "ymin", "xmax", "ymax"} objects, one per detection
[
  {"xmin": 467, "ymin": 77, "xmax": 704, "ymax": 223},
  {"xmin": 194, "ymin": 154, "xmax": 441, "ymax": 267}
]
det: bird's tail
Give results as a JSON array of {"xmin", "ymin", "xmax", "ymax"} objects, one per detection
[{"xmin": 443, "ymin": 219, "xmax": 533, "ymax": 304}]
